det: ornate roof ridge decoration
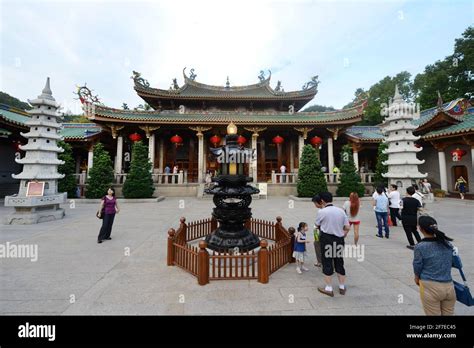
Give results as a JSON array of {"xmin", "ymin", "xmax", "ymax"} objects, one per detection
[
  {"xmin": 76, "ymin": 84, "xmax": 103, "ymax": 105},
  {"xmin": 134, "ymin": 69, "xmax": 319, "ymax": 98},
  {"xmin": 414, "ymin": 98, "xmax": 468, "ymax": 127},
  {"xmin": 131, "ymin": 71, "xmax": 150, "ymax": 88}
]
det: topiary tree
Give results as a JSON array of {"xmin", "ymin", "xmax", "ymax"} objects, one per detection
[
  {"xmin": 336, "ymin": 144, "xmax": 365, "ymax": 197},
  {"xmin": 123, "ymin": 141, "xmax": 155, "ymax": 198},
  {"xmin": 374, "ymin": 142, "xmax": 389, "ymax": 187},
  {"xmin": 85, "ymin": 143, "xmax": 114, "ymax": 198},
  {"xmin": 297, "ymin": 144, "xmax": 327, "ymax": 197},
  {"xmin": 57, "ymin": 140, "xmax": 77, "ymax": 198}
]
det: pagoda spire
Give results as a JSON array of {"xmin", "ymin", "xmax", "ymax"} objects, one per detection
[
  {"xmin": 39, "ymin": 77, "xmax": 55, "ymax": 101},
  {"xmin": 393, "ymin": 84, "xmax": 402, "ymax": 103}
]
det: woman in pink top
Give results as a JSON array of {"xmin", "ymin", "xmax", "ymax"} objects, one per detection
[{"xmin": 97, "ymin": 187, "xmax": 120, "ymax": 243}]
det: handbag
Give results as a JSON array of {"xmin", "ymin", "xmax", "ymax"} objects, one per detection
[
  {"xmin": 96, "ymin": 207, "xmax": 105, "ymax": 219},
  {"xmin": 452, "ymin": 253, "xmax": 474, "ymax": 306}
]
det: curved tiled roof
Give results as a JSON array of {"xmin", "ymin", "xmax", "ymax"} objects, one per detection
[
  {"xmin": 345, "ymin": 126, "xmax": 384, "ymax": 142},
  {"xmin": 134, "ymin": 73, "xmax": 318, "ymax": 100},
  {"xmin": 0, "ymin": 104, "xmax": 102, "ymax": 141},
  {"xmin": 412, "ymin": 98, "xmax": 466, "ymax": 126},
  {"xmin": 423, "ymin": 107, "xmax": 474, "ymax": 139},
  {"xmin": 86, "ymin": 101, "xmax": 367, "ymax": 125}
]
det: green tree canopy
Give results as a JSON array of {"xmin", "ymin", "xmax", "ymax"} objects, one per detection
[
  {"xmin": 345, "ymin": 72, "xmax": 413, "ymax": 125},
  {"xmin": 0, "ymin": 91, "xmax": 31, "ymax": 110},
  {"xmin": 374, "ymin": 142, "xmax": 389, "ymax": 188},
  {"xmin": 297, "ymin": 144, "xmax": 327, "ymax": 197},
  {"xmin": 414, "ymin": 26, "xmax": 474, "ymax": 109},
  {"xmin": 85, "ymin": 143, "xmax": 114, "ymax": 198},
  {"xmin": 123, "ymin": 141, "xmax": 155, "ymax": 198},
  {"xmin": 57, "ymin": 140, "xmax": 77, "ymax": 198},
  {"xmin": 336, "ymin": 145, "xmax": 365, "ymax": 197},
  {"xmin": 302, "ymin": 104, "xmax": 336, "ymax": 112}
]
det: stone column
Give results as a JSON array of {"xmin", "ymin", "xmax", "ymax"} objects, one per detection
[
  {"xmin": 148, "ymin": 133, "xmax": 155, "ymax": 171},
  {"xmin": 251, "ymin": 133, "xmax": 258, "ymax": 183},
  {"xmin": 245, "ymin": 127, "xmax": 266, "ymax": 183},
  {"xmin": 87, "ymin": 146, "xmax": 94, "ymax": 176},
  {"xmin": 190, "ymin": 126, "xmax": 212, "ymax": 183},
  {"xmin": 197, "ymin": 133, "xmax": 204, "ymax": 183},
  {"xmin": 159, "ymin": 137, "xmax": 164, "ymax": 173},
  {"xmin": 115, "ymin": 135, "xmax": 123, "ymax": 174},
  {"xmin": 298, "ymin": 135, "xmax": 304, "ymax": 160},
  {"xmin": 353, "ymin": 150, "xmax": 359, "ymax": 171},
  {"xmin": 438, "ymin": 150, "xmax": 448, "ymax": 191},
  {"xmin": 294, "ymin": 127, "xmax": 313, "ymax": 167},
  {"xmin": 471, "ymin": 146, "xmax": 474, "ymax": 174},
  {"xmin": 289, "ymin": 139, "xmax": 294, "ymax": 172},
  {"xmin": 327, "ymin": 137, "xmax": 334, "ymax": 173}
]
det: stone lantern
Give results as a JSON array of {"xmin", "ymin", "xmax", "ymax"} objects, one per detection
[{"xmin": 204, "ymin": 122, "xmax": 260, "ymax": 252}]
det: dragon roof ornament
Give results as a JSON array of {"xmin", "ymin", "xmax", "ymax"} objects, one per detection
[{"xmin": 131, "ymin": 70, "xmax": 150, "ymax": 88}]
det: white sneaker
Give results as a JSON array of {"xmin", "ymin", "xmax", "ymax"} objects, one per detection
[
  {"xmin": 296, "ymin": 267, "xmax": 302, "ymax": 274},
  {"xmin": 301, "ymin": 266, "xmax": 309, "ymax": 272}
]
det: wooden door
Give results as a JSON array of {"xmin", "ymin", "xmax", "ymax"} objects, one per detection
[{"xmin": 452, "ymin": 165, "xmax": 469, "ymax": 191}]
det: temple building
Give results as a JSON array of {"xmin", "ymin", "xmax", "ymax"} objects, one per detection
[{"xmin": 1, "ymin": 69, "xmax": 473, "ymax": 197}]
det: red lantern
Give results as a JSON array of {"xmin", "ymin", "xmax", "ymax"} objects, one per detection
[
  {"xmin": 451, "ymin": 148, "xmax": 467, "ymax": 162},
  {"xmin": 210, "ymin": 135, "xmax": 221, "ymax": 146},
  {"xmin": 414, "ymin": 143, "xmax": 421, "ymax": 148},
  {"xmin": 128, "ymin": 133, "xmax": 142, "ymax": 142},
  {"xmin": 272, "ymin": 135, "xmax": 284, "ymax": 144},
  {"xmin": 237, "ymin": 135, "xmax": 247, "ymax": 145},
  {"xmin": 310, "ymin": 136, "xmax": 323, "ymax": 147},
  {"xmin": 170, "ymin": 134, "xmax": 183, "ymax": 145}
]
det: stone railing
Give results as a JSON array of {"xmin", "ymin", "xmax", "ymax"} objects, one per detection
[
  {"xmin": 324, "ymin": 172, "xmax": 375, "ymax": 184},
  {"xmin": 271, "ymin": 171, "xmax": 298, "ymax": 184},
  {"xmin": 73, "ymin": 171, "xmax": 87, "ymax": 185},
  {"xmin": 113, "ymin": 171, "xmax": 186, "ymax": 185}
]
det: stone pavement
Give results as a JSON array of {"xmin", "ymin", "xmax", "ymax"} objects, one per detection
[{"xmin": 0, "ymin": 197, "xmax": 473, "ymax": 315}]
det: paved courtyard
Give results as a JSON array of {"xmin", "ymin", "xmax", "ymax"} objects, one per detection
[{"xmin": 0, "ymin": 196, "xmax": 473, "ymax": 315}]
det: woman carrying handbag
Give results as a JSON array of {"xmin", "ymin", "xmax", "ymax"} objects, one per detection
[{"xmin": 97, "ymin": 187, "xmax": 120, "ymax": 244}]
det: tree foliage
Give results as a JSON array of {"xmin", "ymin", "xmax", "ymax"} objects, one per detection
[
  {"xmin": 85, "ymin": 143, "xmax": 114, "ymax": 198},
  {"xmin": 302, "ymin": 104, "xmax": 336, "ymax": 112},
  {"xmin": 57, "ymin": 140, "xmax": 77, "ymax": 198},
  {"xmin": 297, "ymin": 144, "xmax": 327, "ymax": 197},
  {"xmin": 0, "ymin": 91, "xmax": 32, "ymax": 110},
  {"xmin": 123, "ymin": 141, "xmax": 155, "ymax": 198},
  {"xmin": 374, "ymin": 142, "xmax": 389, "ymax": 188},
  {"xmin": 336, "ymin": 145, "xmax": 365, "ymax": 197}
]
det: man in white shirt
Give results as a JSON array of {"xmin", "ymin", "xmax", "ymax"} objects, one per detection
[
  {"xmin": 280, "ymin": 164, "xmax": 286, "ymax": 183},
  {"xmin": 387, "ymin": 184, "xmax": 402, "ymax": 227},
  {"xmin": 314, "ymin": 192, "xmax": 350, "ymax": 297},
  {"xmin": 412, "ymin": 184, "xmax": 424, "ymax": 207}
]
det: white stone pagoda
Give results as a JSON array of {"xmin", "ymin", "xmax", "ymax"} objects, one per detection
[
  {"xmin": 381, "ymin": 86, "xmax": 427, "ymax": 189},
  {"xmin": 4, "ymin": 78, "xmax": 67, "ymax": 224}
]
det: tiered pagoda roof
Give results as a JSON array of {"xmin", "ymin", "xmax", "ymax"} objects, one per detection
[{"xmin": 132, "ymin": 69, "xmax": 319, "ymax": 111}]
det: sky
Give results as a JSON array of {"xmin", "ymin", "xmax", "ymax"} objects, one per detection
[{"xmin": 0, "ymin": 0, "xmax": 473, "ymax": 114}]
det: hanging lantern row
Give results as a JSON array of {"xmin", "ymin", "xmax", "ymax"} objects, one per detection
[
  {"xmin": 210, "ymin": 135, "xmax": 221, "ymax": 146},
  {"xmin": 128, "ymin": 133, "xmax": 142, "ymax": 142},
  {"xmin": 451, "ymin": 148, "xmax": 467, "ymax": 162},
  {"xmin": 272, "ymin": 135, "xmax": 284, "ymax": 144},
  {"xmin": 310, "ymin": 136, "xmax": 323, "ymax": 147},
  {"xmin": 237, "ymin": 135, "xmax": 247, "ymax": 145}
]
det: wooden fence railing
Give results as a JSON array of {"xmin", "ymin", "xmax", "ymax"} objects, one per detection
[{"xmin": 167, "ymin": 216, "xmax": 293, "ymax": 285}]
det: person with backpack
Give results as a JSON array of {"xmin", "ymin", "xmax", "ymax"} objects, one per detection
[{"xmin": 413, "ymin": 216, "xmax": 456, "ymax": 315}]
